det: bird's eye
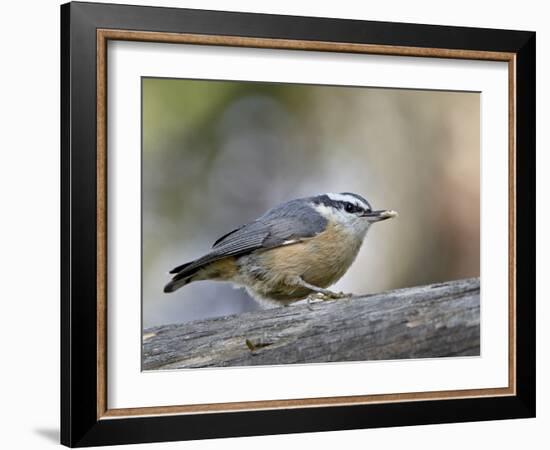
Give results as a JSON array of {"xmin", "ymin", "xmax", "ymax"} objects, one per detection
[{"xmin": 344, "ymin": 202, "xmax": 356, "ymax": 213}]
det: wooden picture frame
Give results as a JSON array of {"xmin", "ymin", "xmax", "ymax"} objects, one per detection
[{"xmin": 61, "ymin": 1, "xmax": 535, "ymax": 446}]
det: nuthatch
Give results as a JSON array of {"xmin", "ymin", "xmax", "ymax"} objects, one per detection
[{"xmin": 164, "ymin": 193, "xmax": 397, "ymax": 305}]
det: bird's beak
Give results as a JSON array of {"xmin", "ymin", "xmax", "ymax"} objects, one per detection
[{"xmin": 362, "ymin": 209, "xmax": 398, "ymax": 223}]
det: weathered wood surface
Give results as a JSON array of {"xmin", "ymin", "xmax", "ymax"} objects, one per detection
[{"xmin": 143, "ymin": 277, "xmax": 480, "ymax": 370}]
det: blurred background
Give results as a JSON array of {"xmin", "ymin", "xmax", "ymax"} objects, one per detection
[{"xmin": 142, "ymin": 77, "xmax": 479, "ymax": 329}]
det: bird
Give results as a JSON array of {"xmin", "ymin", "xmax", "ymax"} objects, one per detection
[{"xmin": 164, "ymin": 193, "xmax": 397, "ymax": 306}]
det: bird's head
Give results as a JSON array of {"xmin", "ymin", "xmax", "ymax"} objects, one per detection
[{"xmin": 310, "ymin": 192, "xmax": 398, "ymax": 237}]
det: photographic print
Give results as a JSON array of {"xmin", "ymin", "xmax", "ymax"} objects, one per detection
[
  {"xmin": 141, "ymin": 78, "xmax": 480, "ymax": 370},
  {"xmin": 62, "ymin": 4, "xmax": 535, "ymax": 445}
]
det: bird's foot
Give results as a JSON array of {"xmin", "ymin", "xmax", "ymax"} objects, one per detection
[
  {"xmin": 315, "ymin": 290, "xmax": 353, "ymax": 300},
  {"xmin": 327, "ymin": 291, "xmax": 353, "ymax": 299},
  {"xmin": 306, "ymin": 294, "xmax": 322, "ymax": 310},
  {"xmin": 306, "ymin": 291, "xmax": 352, "ymax": 309}
]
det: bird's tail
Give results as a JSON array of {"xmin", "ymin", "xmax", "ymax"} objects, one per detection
[
  {"xmin": 164, "ymin": 255, "xmax": 237, "ymax": 293},
  {"xmin": 163, "ymin": 276, "xmax": 192, "ymax": 293},
  {"xmin": 164, "ymin": 260, "xmax": 201, "ymax": 293}
]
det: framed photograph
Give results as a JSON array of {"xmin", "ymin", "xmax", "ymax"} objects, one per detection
[{"xmin": 61, "ymin": 1, "xmax": 535, "ymax": 447}]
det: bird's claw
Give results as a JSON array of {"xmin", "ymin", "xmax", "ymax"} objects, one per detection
[
  {"xmin": 306, "ymin": 295, "xmax": 321, "ymax": 310},
  {"xmin": 330, "ymin": 291, "xmax": 353, "ymax": 299},
  {"xmin": 307, "ymin": 291, "xmax": 353, "ymax": 307}
]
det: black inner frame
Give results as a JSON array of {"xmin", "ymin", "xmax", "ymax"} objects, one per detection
[{"xmin": 61, "ymin": 2, "xmax": 536, "ymax": 447}]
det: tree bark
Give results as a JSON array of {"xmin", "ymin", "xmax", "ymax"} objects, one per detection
[{"xmin": 143, "ymin": 277, "xmax": 480, "ymax": 370}]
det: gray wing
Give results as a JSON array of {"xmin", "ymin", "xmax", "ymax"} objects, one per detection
[
  {"xmin": 171, "ymin": 200, "xmax": 327, "ymax": 276},
  {"xmin": 212, "ymin": 199, "xmax": 327, "ymax": 253}
]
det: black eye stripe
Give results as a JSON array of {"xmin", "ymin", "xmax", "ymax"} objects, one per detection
[{"xmin": 343, "ymin": 202, "xmax": 361, "ymax": 213}]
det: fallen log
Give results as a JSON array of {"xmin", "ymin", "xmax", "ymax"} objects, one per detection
[{"xmin": 143, "ymin": 277, "xmax": 480, "ymax": 370}]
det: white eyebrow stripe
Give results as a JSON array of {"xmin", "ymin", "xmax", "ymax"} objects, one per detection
[{"xmin": 326, "ymin": 193, "xmax": 366, "ymax": 208}]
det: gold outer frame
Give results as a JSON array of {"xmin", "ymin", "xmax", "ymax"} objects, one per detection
[{"xmin": 96, "ymin": 29, "xmax": 516, "ymax": 420}]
